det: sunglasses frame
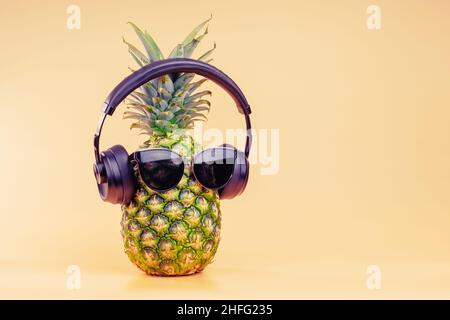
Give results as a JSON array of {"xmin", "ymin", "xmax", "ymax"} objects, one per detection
[{"xmin": 132, "ymin": 147, "xmax": 238, "ymax": 192}]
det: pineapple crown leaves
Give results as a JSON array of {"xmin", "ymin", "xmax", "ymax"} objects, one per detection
[{"xmin": 122, "ymin": 16, "xmax": 216, "ymax": 138}]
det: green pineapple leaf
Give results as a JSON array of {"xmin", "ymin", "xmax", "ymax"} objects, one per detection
[
  {"xmin": 130, "ymin": 92, "xmax": 152, "ymax": 105},
  {"xmin": 174, "ymin": 73, "xmax": 195, "ymax": 90},
  {"xmin": 160, "ymin": 75, "xmax": 174, "ymax": 93},
  {"xmin": 168, "ymin": 16, "xmax": 211, "ymax": 58},
  {"xmin": 123, "ymin": 112, "xmax": 148, "ymax": 122},
  {"xmin": 141, "ymin": 82, "xmax": 158, "ymax": 98},
  {"xmin": 184, "ymin": 99, "xmax": 211, "ymax": 109},
  {"xmin": 158, "ymin": 111, "xmax": 175, "ymax": 121},
  {"xmin": 122, "ymin": 37, "xmax": 149, "ymax": 67},
  {"xmin": 125, "ymin": 103, "xmax": 152, "ymax": 115},
  {"xmin": 168, "ymin": 44, "xmax": 184, "ymax": 58},
  {"xmin": 185, "ymin": 90, "xmax": 212, "ymax": 103},
  {"xmin": 198, "ymin": 42, "xmax": 216, "ymax": 62},
  {"xmin": 158, "ymin": 88, "xmax": 172, "ymax": 101},
  {"xmin": 130, "ymin": 122, "xmax": 153, "ymax": 134},
  {"xmin": 181, "ymin": 16, "xmax": 212, "ymax": 46},
  {"xmin": 186, "ymin": 78, "xmax": 208, "ymax": 94},
  {"xmin": 182, "ymin": 26, "xmax": 209, "ymax": 58},
  {"xmin": 127, "ymin": 22, "xmax": 163, "ymax": 62}
]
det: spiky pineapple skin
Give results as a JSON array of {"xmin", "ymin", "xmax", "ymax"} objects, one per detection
[{"xmin": 120, "ymin": 135, "xmax": 221, "ymax": 276}]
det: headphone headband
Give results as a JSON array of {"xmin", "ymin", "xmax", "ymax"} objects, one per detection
[{"xmin": 94, "ymin": 58, "xmax": 252, "ymax": 163}]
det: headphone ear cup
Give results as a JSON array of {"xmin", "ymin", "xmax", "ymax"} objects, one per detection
[
  {"xmin": 95, "ymin": 145, "xmax": 136, "ymax": 204},
  {"xmin": 217, "ymin": 145, "xmax": 249, "ymax": 200}
]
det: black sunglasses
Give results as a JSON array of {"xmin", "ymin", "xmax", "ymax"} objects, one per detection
[{"xmin": 133, "ymin": 147, "xmax": 238, "ymax": 192}]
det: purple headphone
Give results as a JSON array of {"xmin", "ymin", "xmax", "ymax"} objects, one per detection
[{"xmin": 93, "ymin": 58, "xmax": 252, "ymax": 204}]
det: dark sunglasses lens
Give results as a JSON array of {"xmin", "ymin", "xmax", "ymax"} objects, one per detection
[
  {"xmin": 135, "ymin": 149, "xmax": 184, "ymax": 191},
  {"xmin": 193, "ymin": 148, "xmax": 236, "ymax": 189}
]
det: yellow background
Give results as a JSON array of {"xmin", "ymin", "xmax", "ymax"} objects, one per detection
[{"xmin": 1, "ymin": 0, "xmax": 450, "ymax": 299}]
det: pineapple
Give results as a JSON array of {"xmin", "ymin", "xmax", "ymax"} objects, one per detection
[{"xmin": 120, "ymin": 18, "xmax": 221, "ymax": 276}]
